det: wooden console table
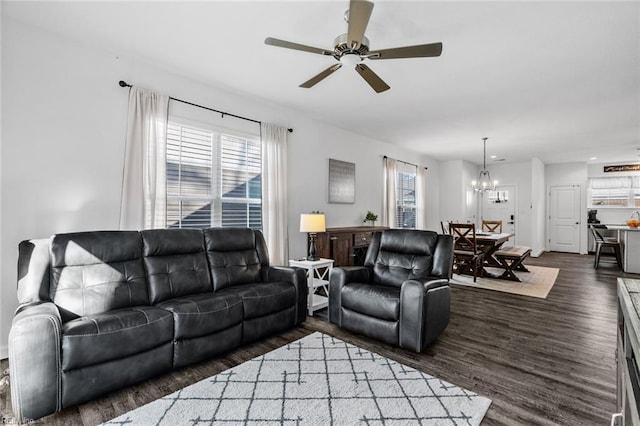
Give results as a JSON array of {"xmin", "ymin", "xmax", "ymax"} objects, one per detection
[{"xmin": 314, "ymin": 226, "xmax": 388, "ymax": 267}]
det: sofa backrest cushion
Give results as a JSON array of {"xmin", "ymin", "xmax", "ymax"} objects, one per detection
[
  {"xmin": 204, "ymin": 228, "xmax": 269, "ymax": 291},
  {"xmin": 142, "ymin": 229, "xmax": 212, "ymax": 304},
  {"xmin": 364, "ymin": 229, "xmax": 452, "ymax": 287},
  {"xmin": 50, "ymin": 231, "xmax": 148, "ymax": 317}
]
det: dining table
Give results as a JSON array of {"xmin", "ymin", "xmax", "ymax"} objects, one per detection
[{"xmin": 474, "ymin": 231, "xmax": 515, "ymax": 277}]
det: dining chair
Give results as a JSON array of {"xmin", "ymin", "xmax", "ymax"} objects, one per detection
[
  {"xmin": 449, "ymin": 223, "xmax": 484, "ymax": 282},
  {"xmin": 482, "ymin": 220, "xmax": 503, "ymax": 233},
  {"xmin": 440, "ymin": 221, "xmax": 450, "ymax": 234},
  {"xmin": 591, "ymin": 227, "xmax": 622, "ymax": 270}
]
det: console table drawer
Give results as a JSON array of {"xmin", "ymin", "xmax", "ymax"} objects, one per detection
[{"xmin": 354, "ymin": 232, "xmax": 373, "ymax": 247}]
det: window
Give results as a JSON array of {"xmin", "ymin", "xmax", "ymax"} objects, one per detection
[
  {"xmin": 486, "ymin": 190, "xmax": 509, "ymax": 204},
  {"xmin": 589, "ymin": 176, "xmax": 640, "ymax": 208},
  {"xmin": 166, "ymin": 121, "xmax": 261, "ymax": 229},
  {"xmin": 396, "ymin": 163, "xmax": 417, "ymax": 229}
]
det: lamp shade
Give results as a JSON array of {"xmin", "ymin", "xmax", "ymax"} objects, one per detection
[{"xmin": 300, "ymin": 213, "xmax": 326, "ymax": 233}]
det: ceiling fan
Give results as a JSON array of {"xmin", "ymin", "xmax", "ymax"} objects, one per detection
[{"xmin": 264, "ymin": 0, "xmax": 442, "ymax": 93}]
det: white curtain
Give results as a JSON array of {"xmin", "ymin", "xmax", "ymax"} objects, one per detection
[
  {"xmin": 119, "ymin": 87, "xmax": 169, "ymax": 230},
  {"xmin": 416, "ymin": 166, "xmax": 427, "ymax": 229},
  {"xmin": 382, "ymin": 157, "xmax": 398, "ymax": 228},
  {"xmin": 261, "ymin": 123, "xmax": 289, "ymax": 265}
]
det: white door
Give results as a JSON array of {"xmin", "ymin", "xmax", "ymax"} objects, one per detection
[
  {"xmin": 482, "ymin": 185, "xmax": 517, "ymax": 241},
  {"xmin": 549, "ymin": 185, "xmax": 581, "ymax": 253}
]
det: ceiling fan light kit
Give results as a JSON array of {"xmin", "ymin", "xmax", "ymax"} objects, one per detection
[{"xmin": 264, "ymin": 0, "xmax": 442, "ymax": 93}]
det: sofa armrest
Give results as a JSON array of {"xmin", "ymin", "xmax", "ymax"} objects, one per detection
[
  {"xmin": 9, "ymin": 302, "xmax": 62, "ymax": 421},
  {"xmin": 267, "ymin": 266, "xmax": 308, "ymax": 324},
  {"xmin": 399, "ymin": 279, "xmax": 450, "ymax": 352},
  {"xmin": 328, "ymin": 266, "xmax": 371, "ymax": 326}
]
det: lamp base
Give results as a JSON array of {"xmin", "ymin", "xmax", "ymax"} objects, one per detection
[{"xmin": 307, "ymin": 233, "xmax": 319, "ymax": 261}]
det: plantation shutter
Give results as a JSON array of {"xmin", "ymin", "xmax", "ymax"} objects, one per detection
[
  {"xmin": 220, "ymin": 134, "xmax": 262, "ymax": 229},
  {"xmin": 396, "ymin": 163, "xmax": 417, "ymax": 229},
  {"xmin": 166, "ymin": 121, "xmax": 261, "ymax": 229}
]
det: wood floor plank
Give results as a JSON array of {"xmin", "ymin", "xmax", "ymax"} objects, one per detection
[{"xmin": 0, "ymin": 252, "xmax": 629, "ymax": 425}]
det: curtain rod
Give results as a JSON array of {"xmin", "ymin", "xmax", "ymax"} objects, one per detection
[
  {"xmin": 119, "ymin": 81, "xmax": 293, "ymax": 133},
  {"xmin": 384, "ymin": 155, "xmax": 428, "ymax": 170}
]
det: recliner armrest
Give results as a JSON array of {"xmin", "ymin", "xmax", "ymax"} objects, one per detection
[
  {"xmin": 9, "ymin": 302, "xmax": 62, "ymax": 421},
  {"xmin": 420, "ymin": 278, "xmax": 450, "ymax": 291},
  {"xmin": 399, "ymin": 279, "xmax": 450, "ymax": 352},
  {"xmin": 266, "ymin": 266, "xmax": 308, "ymax": 324},
  {"xmin": 330, "ymin": 266, "xmax": 370, "ymax": 286},
  {"xmin": 329, "ymin": 266, "xmax": 371, "ymax": 326}
]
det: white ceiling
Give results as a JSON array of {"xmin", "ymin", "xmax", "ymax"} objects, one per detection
[{"xmin": 4, "ymin": 1, "xmax": 640, "ymax": 165}]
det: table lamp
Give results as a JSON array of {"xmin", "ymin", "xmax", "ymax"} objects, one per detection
[{"xmin": 300, "ymin": 212, "xmax": 326, "ymax": 261}]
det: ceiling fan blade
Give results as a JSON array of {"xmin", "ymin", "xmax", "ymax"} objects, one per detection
[
  {"xmin": 299, "ymin": 64, "xmax": 343, "ymax": 88},
  {"xmin": 347, "ymin": 0, "xmax": 374, "ymax": 49},
  {"xmin": 264, "ymin": 37, "xmax": 333, "ymax": 56},
  {"xmin": 355, "ymin": 64, "xmax": 390, "ymax": 93},
  {"xmin": 368, "ymin": 42, "xmax": 443, "ymax": 60}
]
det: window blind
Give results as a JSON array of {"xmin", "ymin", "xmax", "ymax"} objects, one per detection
[
  {"xmin": 589, "ymin": 176, "xmax": 639, "ymax": 208},
  {"xmin": 166, "ymin": 121, "xmax": 261, "ymax": 229},
  {"xmin": 396, "ymin": 163, "xmax": 417, "ymax": 229}
]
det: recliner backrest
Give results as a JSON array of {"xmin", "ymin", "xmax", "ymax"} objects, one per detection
[
  {"xmin": 204, "ymin": 228, "xmax": 270, "ymax": 291},
  {"xmin": 50, "ymin": 231, "xmax": 148, "ymax": 317},
  {"xmin": 364, "ymin": 229, "xmax": 453, "ymax": 287},
  {"xmin": 142, "ymin": 228, "xmax": 212, "ymax": 304}
]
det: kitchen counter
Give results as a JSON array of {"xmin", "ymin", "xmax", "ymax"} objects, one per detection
[
  {"xmin": 606, "ymin": 225, "xmax": 640, "ymax": 232},
  {"xmin": 603, "ymin": 225, "xmax": 640, "ymax": 273}
]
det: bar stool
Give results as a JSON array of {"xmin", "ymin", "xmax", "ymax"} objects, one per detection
[{"xmin": 591, "ymin": 227, "xmax": 623, "ymax": 270}]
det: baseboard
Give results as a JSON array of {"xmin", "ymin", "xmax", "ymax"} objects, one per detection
[
  {"xmin": 531, "ymin": 248, "xmax": 545, "ymax": 258},
  {"xmin": 0, "ymin": 344, "xmax": 7, "ymax": 361}
]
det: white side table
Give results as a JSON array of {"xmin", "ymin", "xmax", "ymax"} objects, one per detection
[{"xmin": 289, "ymin": 258, "xmax": 334, "ymax": 316}]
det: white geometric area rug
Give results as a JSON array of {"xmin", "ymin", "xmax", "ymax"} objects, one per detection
[{"xmin": 105, "ymin": 332, "xmax": 491, "ymax": 425}]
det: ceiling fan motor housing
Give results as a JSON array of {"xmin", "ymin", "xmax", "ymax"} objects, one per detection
[{"xmin": 334, "ymin": 33, "xmax": 370, "ymax": 57}]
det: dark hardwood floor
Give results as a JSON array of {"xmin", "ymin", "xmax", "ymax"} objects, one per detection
[{"xmin": 0, "ymin": 251, "xmax": 631, "ymax": 425}]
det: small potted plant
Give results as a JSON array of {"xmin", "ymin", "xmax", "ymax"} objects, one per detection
[{"xmin": 363, "ymin": 211, "xmax": 378, "ymax": 226}]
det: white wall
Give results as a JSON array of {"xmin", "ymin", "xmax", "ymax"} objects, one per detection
[
  {"xmin": 439, "ymin": 160, "xmax": 477, "ymax": 225},
  {"xmin": 531, "ymin": 157, "xmax": 546, "ymax": 256},
  {"xmin": 487, "ymin": 160, "xmax": 533, "ymax": 247},
  {"xmin": 421, "ymin": 156, "xmax": 441, "ymax": 232},
  {"xmin": 0, "ymin": 18, "xmax": 437, "ymax": 358},
  {"xmin": 0, "ymin": 0, "xmax": 4, "ymax": 363},
  {"xmin": 545, "ymin": 162, "xmax": 588, "ymax": 253}
]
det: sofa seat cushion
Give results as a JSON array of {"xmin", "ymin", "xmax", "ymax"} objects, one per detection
[
  {"xmin": 61, "ymin": 306, "xmax": 173, "ymax": 371},
  {"xmin": 220, "ymin": 282, "xmax": 296, "ymax": 320},
  {"xmin": 341, "ymin": 283, "xmax": 400, "ymax": 322},
  {"xmin": 156, "ymin": 292, "xmax": 243, "ymax": 340}
]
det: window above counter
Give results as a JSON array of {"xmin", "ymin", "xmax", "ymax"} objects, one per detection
[{"xmin": 589, "ymin": 176, "xmax": 640, "ymax": 208}]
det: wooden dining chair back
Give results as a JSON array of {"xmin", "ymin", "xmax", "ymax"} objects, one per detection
[
  {"xmin": 482, "ymin": 220, "xmax": 503, "ymax": 233},
  {"xmin": 440, "ymin": 221, "xmax": 450, "ymax": 234},
  {"xmin": 449, "ymin": 223, "xmax": 484, "ymax": 282}
]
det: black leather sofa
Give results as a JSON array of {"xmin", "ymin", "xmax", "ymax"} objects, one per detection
[
  {"xmin": 329, "ymin": 229, "xmax": 453, "ymax": 352},
  {"xmin": 9, "ymin": 228, "xmax": 306, "ymax": 421}
]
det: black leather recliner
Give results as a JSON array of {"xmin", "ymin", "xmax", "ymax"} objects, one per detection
[{"xmin": 329, "ymin": 229, "xmax": 453, "ymax": 352}]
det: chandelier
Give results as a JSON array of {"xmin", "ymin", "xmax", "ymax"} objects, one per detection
[{"xmin": 471, "ymin": 137, "xmax": 497, "ymax": 192}]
